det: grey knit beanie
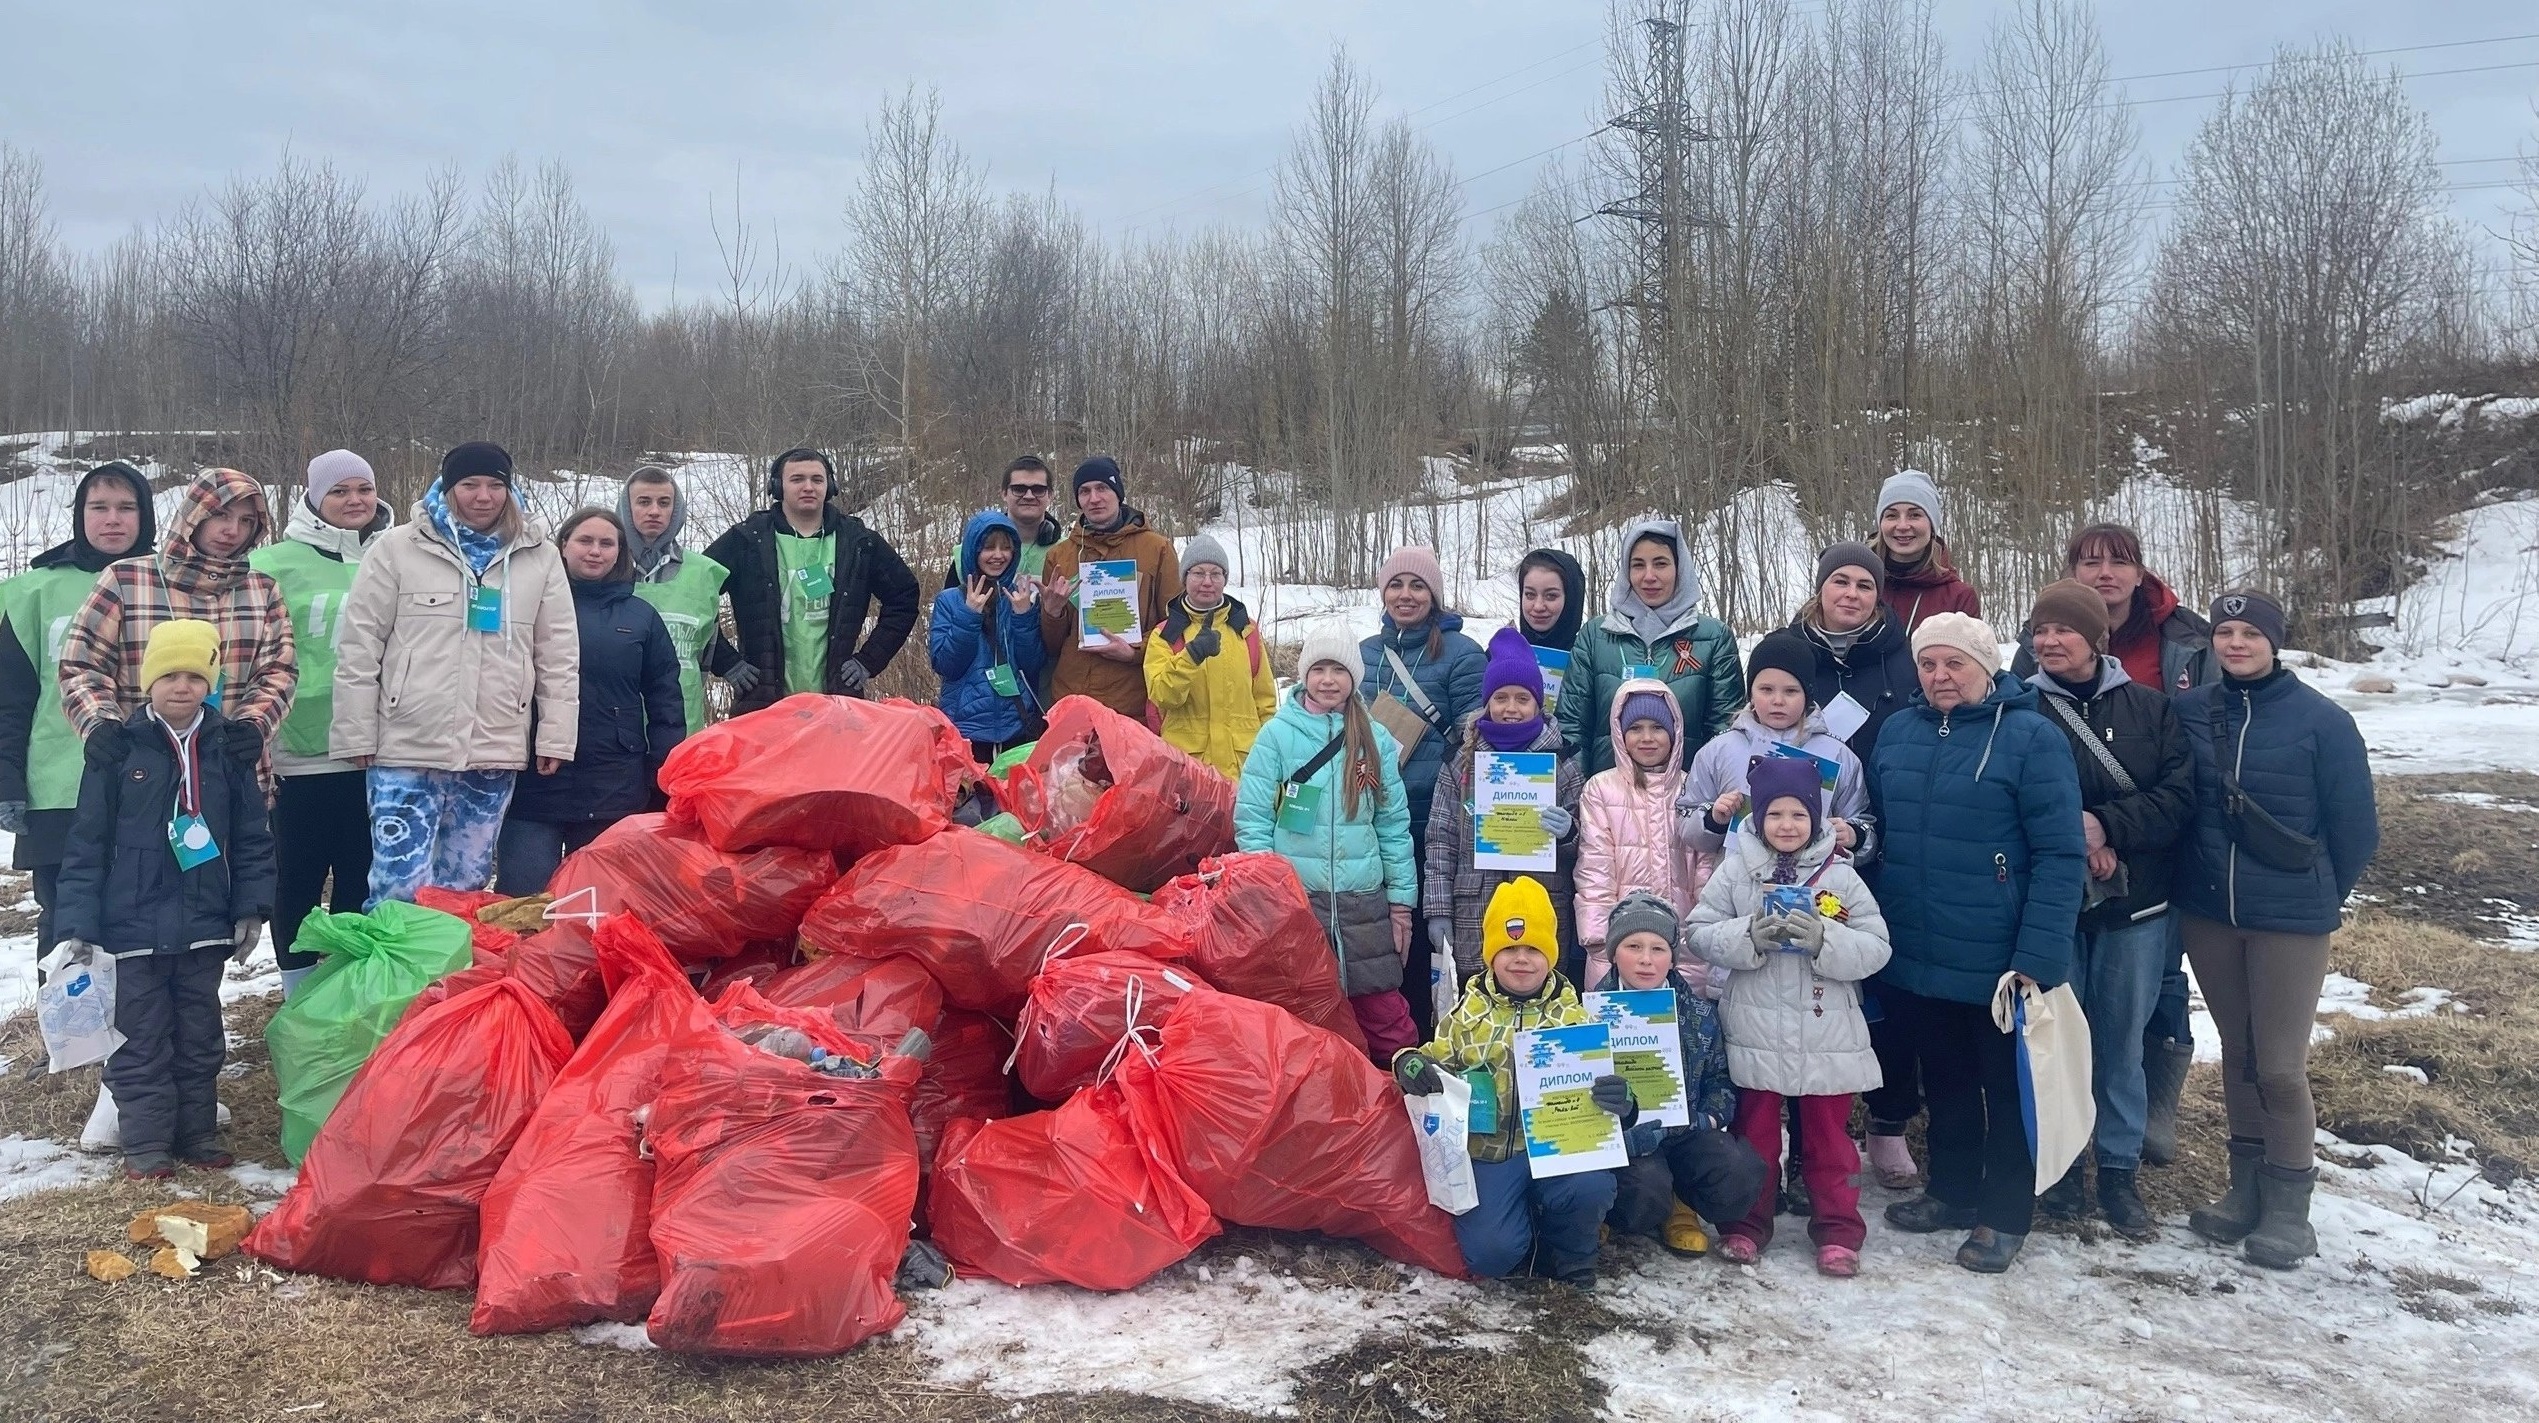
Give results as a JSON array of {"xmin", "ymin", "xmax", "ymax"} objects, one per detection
[{"xmin": 1604, "ymin": 891, "xmax": 1681, "ymax": 956}]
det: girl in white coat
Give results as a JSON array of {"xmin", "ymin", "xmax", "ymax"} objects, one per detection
[{"xmin": 1688, "ymin": 755, "xmax": 1889, "ymax": 1278}]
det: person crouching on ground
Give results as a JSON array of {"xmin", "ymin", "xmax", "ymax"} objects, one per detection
[
  {"xmin": 1233, "ymin": 627, "xmax": 1420, "ymax": 1057},
  {"xmin": 53, "ymin": 620, "xmax": 275, "ymax": 1179},
  {"xmin": 1392, "ymin": 875, "xmax": 1636, "ymax": 1288},
  {"xmin": 1592, "ymin": 890, "xmax": 1764, "ymax": 1259},
  {"xmin": 1688, "ymin": 756, "xmax": 1891, "ymax": 1277}
]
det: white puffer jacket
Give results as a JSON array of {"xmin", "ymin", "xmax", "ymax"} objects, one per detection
[{"xmin": 1687, "ymin": 822, "xmax": 1890, "ymax": 1097}]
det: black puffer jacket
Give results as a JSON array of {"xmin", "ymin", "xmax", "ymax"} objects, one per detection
[
  {"xmin": 56, "ymin": 708, "xmax": 275, "ymax": 955},
  {"xmin": 1791, "ymin": 610, "xmax": 1917, "ymax": 767},
  {"xmin": 703, "ymin": 506, "xmax": 920, "ymax": 713},
  {"xmin": 509, "ymin": 577, "xmax": 686, "ymax": 825},
  {"xmin": 2027, "ymin": 660, "xmax": 2196, "ymax": 930}
]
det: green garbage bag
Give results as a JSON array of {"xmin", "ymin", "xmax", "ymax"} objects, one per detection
[
  {"xmin": 989, "ymin": 741, "xmax": 1036, "ymax": 778},
  {"xmin": 267, "ymin": 901, "xmax": 478, "ymax": 1162},
  {"xmin": 978, "ymin": 811, "xmax": 1026, "ymax": 844}
]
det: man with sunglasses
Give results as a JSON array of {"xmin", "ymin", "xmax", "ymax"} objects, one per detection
[{"xmin": 944, "ymin": 455, "xmax": 1065, "ymax": 590}]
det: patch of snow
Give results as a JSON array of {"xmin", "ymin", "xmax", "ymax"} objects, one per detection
[
  {"xmin": 0, "ymin": 1133, "xmax": 109, "ymax": 1202},
  {"xmin": 2429, "ymin": 791, "xmax": 2539, "ymax": 814},
  {"xmin": 221, "ymin": 945, "xmax": 281, "ymax": 1005},
  {"xmin": 571, "ymin": 1321, "xmax": 657, "ymax": 1351},
  {"xmin": 226, "ymin": 1162, "xmax": 297, "ymax": 1197}
]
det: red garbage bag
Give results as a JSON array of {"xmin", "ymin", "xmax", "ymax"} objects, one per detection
[
  {"xmin": 798, "ymin": 827, "xmax": 1188, "ymax": 1018},
  {"xmin": 912, "ymin": 1009, "xmax": 1013, "ymax": 1177},
  {"xmin": 660, "ymin": 693, "xmax": 973, "ymax": 857},
  {"xmin": 505, "ymin": 922, "xmax": 606, "ymax": 1040},
  {"xmin": 1153, "ymin": 854, "xmax": 1366, "ymax": 1053},
  {"xmin": 405, "ymin": 955, "xmax": 511, "ymax": 1020},
  {"xmin": 762, "ymin": 954, "xmax": 945, "ymax": 1040},
  {"xmin": 1114, "ymin": 991, "xmax": 1465, "ymax": 1278},
  {"xmin": 472, "ymin": 917, "xmax": 711, "ymax": 1334},
  {"xmin": 1012, "ymin": 949, "xmax": 1203, "ymax": 1101},
  {"xmin": 695, "ymin": 939, "xmax": 796, "ymax": 1001},
  {"xmin": 415, "ymin": 886, "xmax": 521, "ymax": 954},
  {"xmin": 548, "ymin": 814, "xmax": 834, "ymax": 964},
  {"xmin": 1001, "ymin": 696, "xmax": 1235, "ymax": 892},
  {"xmin": 644, "ymin": 1038, "xmax": 923, "ymax": 1356},
  {"xmin": 928, "ymin": 1082, "xmax": 1217, "ymax": 1290},
  {"xmin": 248, "ymin": 979, "xmax": 573, "ymax": 1289},
  {"xmin": 709, "ymin": 981, "xmax": 877, "ymax": 1065}
]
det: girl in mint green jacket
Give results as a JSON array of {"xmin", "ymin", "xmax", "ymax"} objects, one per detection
[{"xmin": 1234, "ymin": 628, "xmax": 1417, "ymax": 1058}]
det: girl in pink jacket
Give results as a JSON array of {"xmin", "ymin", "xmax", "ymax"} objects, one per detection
[{"xmin": 1572, "ymin": 676, "xmax": 1696, "ymax": 987}]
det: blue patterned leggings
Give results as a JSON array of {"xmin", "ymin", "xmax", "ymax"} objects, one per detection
[{"xmin": 364, "ymin": 767, "xmax": 516, "ymax": 908}]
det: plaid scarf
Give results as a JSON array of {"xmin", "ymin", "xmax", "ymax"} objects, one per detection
[{"xmin": 57, "ymin": 468, "xmax": 296, "ymax": 736}]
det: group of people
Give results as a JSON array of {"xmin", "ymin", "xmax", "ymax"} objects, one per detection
[{"xmin": 0, "ymin": 447, "xmax": 2381, "ymax": 1298}]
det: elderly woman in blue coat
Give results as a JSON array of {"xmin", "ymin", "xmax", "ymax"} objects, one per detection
[
  {"xmin": 2175, "ymin": 591, "xmax": 2378, "ymax": 1272},
  {"xmin": 930, "ymin": 510, "xmax": 1048, "ymax": 761},
  {"xmin": 1871, "ymin": 612, "xmax": 2086, "ymax": 1274}
]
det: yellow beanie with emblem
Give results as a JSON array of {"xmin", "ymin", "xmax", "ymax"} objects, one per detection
[
  {"xmin": 1481, "ymin": 875, "xmax": 1560, "ymax": 969},
  {"xmin": 140, "ymin": 618, "xmax": 219, "ymax": 691}
]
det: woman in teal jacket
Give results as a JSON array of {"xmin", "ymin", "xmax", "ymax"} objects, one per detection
[
  {"xmin": 1560, "ymin": 518, "xmax": 1743, "ymax": 774},
  {"xmin": 1234, "ymin": 626, "xmax": 1418, "ymax": 1060}
]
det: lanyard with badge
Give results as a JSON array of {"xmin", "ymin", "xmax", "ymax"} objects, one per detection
[
  {"xmin": 165, "ymin": 722, "xmax": 220, "ymax": 870},
  {"xmin": 466, "ymin": 571, "xmax": 504, "ymax": 634}
]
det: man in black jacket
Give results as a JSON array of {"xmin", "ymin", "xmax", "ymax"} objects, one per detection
[
  {"xmin": 2022, "ymin": 581, "xmax": 2195, "ymax": 1239},
  {"xmin": 703, "ymin": 448, "xmax": 920, "ymax": 715}
]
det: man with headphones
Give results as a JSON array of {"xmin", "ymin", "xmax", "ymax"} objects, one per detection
[{"xmin": 703, "ymin": 447, "xmax": 921, "ymax": 715}]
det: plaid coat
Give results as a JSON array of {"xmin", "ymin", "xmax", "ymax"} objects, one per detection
[
  {"xmin": 1423, "ymin": 713, "xmax": 1582, "ymax": 979},
  {"xmin": 59, "ymin": 468, "xmax": 296, "ymax": 738}
]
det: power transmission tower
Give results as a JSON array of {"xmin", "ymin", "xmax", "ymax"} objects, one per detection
[{"xmin": 1594, "ymin": 7, "xmax": 1717, "ymax": 465}]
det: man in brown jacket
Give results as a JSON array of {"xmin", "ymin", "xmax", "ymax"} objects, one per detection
[{"xmin": 1035, "ymin": 456, "xmax": 1178, "ymax": 719}]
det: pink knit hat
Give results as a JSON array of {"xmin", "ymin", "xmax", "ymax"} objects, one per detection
[{"xmin": 1375, "ymin": 546, "xmax": 1446, "ymax": 602}]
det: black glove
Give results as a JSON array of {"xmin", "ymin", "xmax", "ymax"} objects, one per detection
[
  {"xmin": 0, "ymin": 801, "xmax": 24, "ymax": 836},
  {"xmin": 722, "ymin": 660, "xmax": 762, "ymax": 696},
  {"xmin": 83, "ymin": 718, "xmax": 130, "ymax": 768},
  {"xmin": 1187, "ymin": 628, "xmax": 1222, "ymax": 663},
  {"xmin": 1393, "ymin": 1051, "xmax": 1444, "ymax": 1097},
  {"xmin": 222, "ymin": 719, "xmax": 266, "ymax": 764},
  {"xmin": 1590, "ymin": 1073, "xmax": 1636, "ymax": 1118},
  {"xmin": 835, "ymin": 660, "xmax": 873, "ymax": 698},
  {"xmin": 1623, "ymin": 1119, "xmax": 1666, "ymax": 1157}
]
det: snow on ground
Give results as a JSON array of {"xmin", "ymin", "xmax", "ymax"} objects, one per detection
[{"xmin": 0, "ymin": 1133, "xmax": 108, "ymax": 1202}]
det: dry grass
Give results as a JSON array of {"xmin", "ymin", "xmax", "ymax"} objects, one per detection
[{"xmin": 2356, "ymin": 773, "xmax": 2539, "ymax": 941}]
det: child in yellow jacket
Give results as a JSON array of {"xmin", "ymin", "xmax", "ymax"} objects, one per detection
[
  {"xmin": 1143, "ymin": 534, "xmax": 1275, "ymax": 779},
  {"xmin": 1393, "ymin": 876, "xmax": 1635, "ymax": 1287}
]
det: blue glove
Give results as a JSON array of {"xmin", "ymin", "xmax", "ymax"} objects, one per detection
[{"xmin": 1540, "ymin": 804, "xmax": 1574, "ymax": 839}]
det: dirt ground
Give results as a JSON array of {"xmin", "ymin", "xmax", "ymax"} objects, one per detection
[{"xmin": 3, "ymin": 776, "xmax": 2533, "ymax": 1422}]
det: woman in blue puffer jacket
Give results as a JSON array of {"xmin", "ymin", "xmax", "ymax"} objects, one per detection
[
  {"xmin": 2174, "ymin": 591, "xmax": 2378, "ymax": 1273},
  {"xmin": 930, "ymin": 510, "xmax": 1048, "ymax": 760},
  {"xmin": 1870, "ymin": 612, "xmax": 2085, "ymax": 1275}
]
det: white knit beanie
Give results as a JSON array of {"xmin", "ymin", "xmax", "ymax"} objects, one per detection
[
  {"xmin": 1877, "ymin": 469, "xmax": 1944, "ymax": 538},
  {"xmin": 1297, "ymin": 625, "xmax": 1365, "ymax": 687},
  {"xmin": 1911, "ymin": 611, "xmax": 2002, "ymax": 676},
  {"xmin": 305, "ymin": 449, "xmax": 376, "ymax": 510}
]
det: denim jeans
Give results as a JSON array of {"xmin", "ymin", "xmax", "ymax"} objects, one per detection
[{"xmin": 2074, "ymin": 914, "xmax": 2172, "ymax": 1170}]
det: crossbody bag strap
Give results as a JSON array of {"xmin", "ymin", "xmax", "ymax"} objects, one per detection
[
  {"xmin": 2045, "ymin": 691, "xmax": 2137, "ymax": 795},
  {"xmin": 1381, "ymin": 646, "xmax": 1438, "ymax": 718},
  {"xmin": 1289, "ymin": 731, "xmax": 1348, "ymax": 787}
]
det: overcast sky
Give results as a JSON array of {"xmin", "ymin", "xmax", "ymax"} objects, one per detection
[{"xmin": 7, "ymin": 1, "xmax": 2534, "ymax": 307}]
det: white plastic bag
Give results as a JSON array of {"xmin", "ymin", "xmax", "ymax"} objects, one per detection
[
  {"xmin": 1430, "ymin": 941, "xmax": 1458, "ymax": 1032},
  {"xmin": 1403, "ymin": 1069, "xmax": 1479, "ymax": 1215},
  {"xmin": 1992, "ymin": 972, "xmax": 2094, "ymax": 1193},
  {"xmin": 38, "ymin": 944, "xmax": 125, "ymax": 1074}
]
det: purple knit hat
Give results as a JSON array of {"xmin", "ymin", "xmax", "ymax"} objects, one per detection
[
  {"xmin": 1746, "ymin": 755, "xmax": 1823, "ymax": 841},
  {"xmin": 1480, "ymin": 626, "xmax": 1543, "ymax": 705}
]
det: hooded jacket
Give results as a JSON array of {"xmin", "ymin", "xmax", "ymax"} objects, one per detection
[
  {"xmin": 1573, "ymin": 675, "xmax": 1697, "ymax": 951},
  {"xmin": 1876, "ymin": 537, "xmax": 1981, "ymax": 633},
  {"xmin": 1789, "ymin": 606, "xmax": 1917, "ymax": 768},
  {"xmin": 1233, "ymin": 685, "xmax": 1416, "ymax": 997},
  {"xmin": 1686, "ymin": 821, "xmax": 1891, "ymax": 1097},
  {"xmin": 1515, "ymin": 547, "xmax": 1587, "ymax": 653},
  {"xmin": 704, "ymin": 502, "xmax": 920, "ymax": 713},
  {"xmin": 1559, "ymin": 519, "xmax": 1743, "ymax": 775},
  {"xmin": 508, "ymin": 575, "xmax": 684, "ymax": 824},
  {"xmin": 1870, "ymin": 671, "xmax": 2085, "ymax": 1003},
  {"xmin": 57, "ymin": 704, "xmax": 275, "ymax": 956},
  {"xmin": 1679, "ymin": 707, "xmax": 1874, "ymax": 868},
  {"xmin": 1404, "ymin": 968, "xmax": 1594, "ymax": 1164},
  {"xmin": 249, "ymin": 494, "xmax": 394, "ymax": 777},
  {"xmin": 58, "ymin": 467, "xmax": 296, "ymax": 741},
  {"xmin": 929, "ymin": 510, "xmax": 1050, "ymax": 746},
  {"xmin": 1358, "ymin": 610, "xmax": 1487, "ymax": 841},
  {"xmin": 329, "ymin": 494, "xmax": 578, "ymax": 771},
  {"xmin": 2010, "ymin": 574, "xmax": 2216, "ymax": 697},
  {"xmin": 2026, "ymin": 657, "xmax": 2196, "ymax": 930},
  {"xmin": 1037, "ymin": 507, "xmax": 1179, "ymax": 718},
  {"xmin": 619, "ymin": 477, "xmax": 736, "ymax": 734},
  {"xmin": 2174, "ymin": 667, "xmax": 2379, "ymax": 935},
  {"xmin": 1144, "ymin": 589, "xmax": 1275, "ymax": 779},
  {"xmin": 1423, "ymin": 711, "xmax": 1583, "ymax": 978},
  {"xmin": 1, "ymin": 462, "xmax": 162, "ymax": 844}
]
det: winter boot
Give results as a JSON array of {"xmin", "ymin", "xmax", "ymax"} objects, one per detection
[
  {"xmin": 123, "ymin": 1152, "xmax": 174, "ymax": 1181},
  {"xmin": 1884, "ymin": 1194, "xmax": 1979, "ymax": 1234},
  {"xmin": 1661, "ymin": 1200, "xmax": 1711, "ymax": 1258},
  {"xmin": 2039, "ymin": 1160, "xmax": 2090, "ymax": 1221},
  {"xmin": 1815, "ymin": 1244, "xmax": 1860, "ymax": 1278},
  {"xmin": 178, "ymin": 1137, "xmax": 235, "ymax": 1170},
  {"xmin": 1955, "ymin": 1226, "xmax": 2026, "ymax": 1273},
  {"xmin": 2242, "ymin": 1164, "xmax": 2319, "ymax": 1270},
  {"xmin": 2188, "ymin": 1137, "xmax": 2266, "ymax": 1245},
  {"xmin": 2096, "ymin": 1165, "xmax": 2157, "ymax": 1241},
  {"xmin": 1865, "ymin": 1131, "xmax": 1921, "ymax": 1191},
  {"xmin": 2140, "ymin": 1039, "xmax": 2195, "ymax": 1167},
  {"xmin": 1716, "ymin": 1233, "xmax": 1762, "ymax": 1265}
]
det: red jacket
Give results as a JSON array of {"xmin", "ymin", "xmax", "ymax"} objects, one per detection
[{"xmin": 1879, "ymin": 539, "xmax": 1980, "ymax": 633}]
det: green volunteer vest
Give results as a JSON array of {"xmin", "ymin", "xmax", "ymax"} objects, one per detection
[
  {"xmin": 633, "ymin": 552, "xmax": 730, "ymax": 733},
  {"xmin": 0, "ymin": 566, "xmax": 98, "ymax": 810},
  {"xmin": 248, "ymin": 539, "xmax": 362, "ymax": 761},
  {"xmin": 777, "ymin": 531, "xmax": 837, "ymax": 695}
]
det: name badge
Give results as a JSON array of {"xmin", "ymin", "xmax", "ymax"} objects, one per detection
[
  {"xmin": 792, "ymin": 564, "xmax": 834, "ymax": 602},
  {"xmin": 1464, "ymin": 1066, "xmax": 1500, "ymax": 1135},
  {"xmin": 1275, "ymin": 781, "xmax": 1323, "ymax": 834},
  {"xmin": 169, "ymin": 812, "xmax": 221, "ymax": 871},
  {"xmin": 1622, "ymin": 663, "xmax": 1661, "ymax": 681},
  {"xmin": 466, "ymin": 584, "xmax": 504, "ymax": 633},
  {"xmin": 986, "ymin": 664, "xmax": 1021, "ymax": 698}
]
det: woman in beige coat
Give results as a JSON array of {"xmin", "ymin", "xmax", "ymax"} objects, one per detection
[{"xmin": 330, "ymin": 442, "xmax": 577, "ymax": 906}]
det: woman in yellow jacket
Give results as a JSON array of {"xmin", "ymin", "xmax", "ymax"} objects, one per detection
[{"xmin": 1144, "ymin": 534, "xmax": 1275, "ymax": 779}]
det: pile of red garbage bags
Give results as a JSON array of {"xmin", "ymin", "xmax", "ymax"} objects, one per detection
[{"xmin": 242, "ymin": 693, "xmax": 1460, "ymax": 1361}]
